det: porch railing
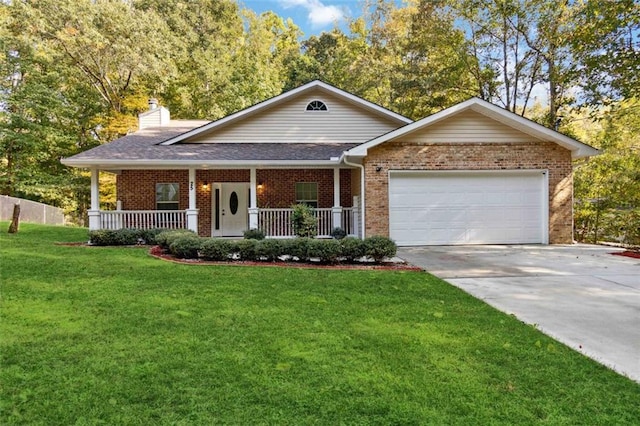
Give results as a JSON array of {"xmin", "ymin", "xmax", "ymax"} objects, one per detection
[
  {"xmin": 99, "ymin": 210, "xmax": 187, "ymax": 230},
  {"xmin": 258, "ymin": 207, "xmax": 354, "ymax": 238}
]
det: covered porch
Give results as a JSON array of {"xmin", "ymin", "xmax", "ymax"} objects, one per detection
[{"xmin": 88, "ymin": 166, "xmax": 362, "ymax": 238}]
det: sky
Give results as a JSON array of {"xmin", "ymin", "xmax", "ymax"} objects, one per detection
[{"xmin": 240, "ymin": 0, "xmax": 359, "ymax": 37}]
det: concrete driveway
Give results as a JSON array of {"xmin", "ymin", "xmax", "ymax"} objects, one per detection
[{"xmin": 397, "ymin": 244, "xmax": 640, "ymax": 383}]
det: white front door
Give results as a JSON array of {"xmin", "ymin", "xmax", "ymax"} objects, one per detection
[{"xmin": 220, "ymin": 183, "xmax": 249, "ymax": 237}]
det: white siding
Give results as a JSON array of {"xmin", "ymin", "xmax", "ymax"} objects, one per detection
[
  {"xmin": 188, "ymin": 89, "xmax": 402, "ymax": 144},
  {"xmin": 138, "ymin": 107, "xmax": 170, "ymax": 130},
  {"xmin": 404, "ymin": 110, "xmax": 543, "ymax": 143}
]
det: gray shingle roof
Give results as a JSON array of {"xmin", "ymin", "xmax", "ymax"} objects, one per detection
[{"xmin": 63, "ymin": 126, "xmax": 359, "ymax": 167}]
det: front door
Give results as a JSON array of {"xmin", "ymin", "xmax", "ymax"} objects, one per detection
[{"xmin": 220, "ymin": 183, "xmax": 249, "ymax": 237}]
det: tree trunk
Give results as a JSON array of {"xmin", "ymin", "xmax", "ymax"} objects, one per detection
[{"xmin": 8, "ymin": 203, "xmax": 20, "ymax": 234}]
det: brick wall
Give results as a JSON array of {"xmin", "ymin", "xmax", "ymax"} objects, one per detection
[
  {"xmin": 363, "ymin": 141, "xmax": 573, "ymax": 243},
  {"xmin": 116, "ymin": 168, "xmax": 353, "ymax": 236}
]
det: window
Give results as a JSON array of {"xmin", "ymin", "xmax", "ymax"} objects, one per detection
[
  {"xmin": 295, "ymin": 182, "xmax": 318, "ymax": 208},
  {"xmin": 306, "ymin": 100, "xmax": 327, "ymax": 111},
  {"xmin": 156, "ymin": 183, "xmax": 179, "ymax": 210}
]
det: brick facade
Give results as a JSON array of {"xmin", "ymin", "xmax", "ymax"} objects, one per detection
[
  {"xmin": 363, "ymin": 141, "xmax": 573, "ymax": 243},
  {"xmin": 116, "ymin": 168, "xmax": 353, "ymax": 236}
]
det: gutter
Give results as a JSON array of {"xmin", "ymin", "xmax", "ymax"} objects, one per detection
[{"xmin": 340, "ymin": 153, "xmax": 366, "ymax": 239}]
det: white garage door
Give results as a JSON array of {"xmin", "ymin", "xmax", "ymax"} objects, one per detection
[{"xmin": 389, "ymin": 171, "xmax": 547, "ymax": 246}]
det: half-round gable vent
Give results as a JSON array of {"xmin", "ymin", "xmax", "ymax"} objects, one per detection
[{"xmin": 306, "ymin": 100, "xmax": 328, "ymax": 111}]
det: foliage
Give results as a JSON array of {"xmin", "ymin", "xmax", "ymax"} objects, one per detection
[
  {"xmin": 168, "ymin": 235, "xmax": 202, "ymax": 259},
  {"xmin": 364, "ymin": 235, "xmax": 397, "ymax": 263},
  {"xmin": 307, "ymin": 238, "xmax": 342, "ymax": 264},
  {"xmin": 340, "ymin": 237, "xmax": 367, "ymax": 262},
  {"xmin": 243, "ymin": 228, "xmax": 265, "ymax": 240},
  {"xmin": 284, "ymin": 237, "xmax": 311, "ymax": 262},
  {"xmin": 136, "ymin": 228, "xmax": 167, "ymax": 245},
  {"xmin": 3, "ymin": 224, "xmax": 640, "ymax": 425},
  {"xmin": 331, "ymin": 227, "xmax": 347, "ymax": 240},
  {"xmin": 155, "ymin": 229, "xmax": 196, "ymax": 250},
  {"xmin": 291, "ymin": 204, "xmax": 317, "ymax": 238},
  {"xmin": 200, "ymin": 238, "xmax": 233, "ymax": 261},
  {"xmin": 89, "ymin": 228, "xmax": 138, "ymax": 246},
  {"xmin": 235, "ymin": 239, "xmax": 258, "ymax": 261},
  {"xmin": 255, "ymin": 238, "xmax": 283, "ymax": 261}
]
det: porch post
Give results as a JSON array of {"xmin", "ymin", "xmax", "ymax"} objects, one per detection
[
  {"xmin": 332, "ymin": 167, "xmax": 343, "ymax": 229},
  {"xmin": 248, "ymin": 168, "xmax": 259, "ymax": 229},
  {"xmin": 88, "ymin": 168, "xmax": 100, "ymax": 230},
  {"xmin": 186, "ymin": 168, "xmax": 199, "ymax": 232}
]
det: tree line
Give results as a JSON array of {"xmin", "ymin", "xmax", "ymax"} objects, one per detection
[{"xmin": 1, "ymin": 0, "xmax": 638, "ymax": 243}]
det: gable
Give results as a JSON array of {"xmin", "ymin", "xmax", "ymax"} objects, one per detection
[
  {"xmin": 185, "ymin": 88, "xmax": 403, "ymax": 144},
  {"xmin": 404, "ymin": 109, "xmax": 543, "ymax": 143}
]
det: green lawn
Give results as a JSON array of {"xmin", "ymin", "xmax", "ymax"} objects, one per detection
[{"xmin": 1, "ymin": 223, "xmax": 639, "ymax": 425}]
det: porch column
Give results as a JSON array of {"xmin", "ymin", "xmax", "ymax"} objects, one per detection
[
  {"xmin": 88, "ymin": 168, "xmax": 100, "ymax": 230},
  {"xmin": 186, "ymin": 168, "xmax": 199, "ymax": 232},
  {"xmin": 332, "ymin": 167, "xmax": 343, "ymax": 229},
  {"xmin": 248, "ymin": 168, "xmax": 259, "ymax": 230}
]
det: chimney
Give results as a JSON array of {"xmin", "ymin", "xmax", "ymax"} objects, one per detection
[{"xmin": 138, "ymin": 98, "xmax": 170, "ymax": 130}]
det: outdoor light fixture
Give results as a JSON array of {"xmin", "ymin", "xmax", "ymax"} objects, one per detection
[
  {"xmin": 257, "ymin": 182, "xmax": 264, "ymax": 190},
  {"xmin": 202, "ymin": 182, "xmax": 210, "ymax": 190},
  {"xmin": 376, "ymin": 166, "xmax": 383, "ymax": 172}
]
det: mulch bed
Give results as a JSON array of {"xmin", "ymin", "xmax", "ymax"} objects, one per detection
[
  {"xmin": 612, "ymin": 250, "xmax": 640, "ymax": 259},
  {"xmin": 148, "ymin": 246, "xmax": 423, "ymax": 271}
]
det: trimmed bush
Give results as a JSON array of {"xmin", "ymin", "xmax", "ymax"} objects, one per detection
[
  {"xmin": 137, "ymin": 228, "xmax": 167, "ymax": 245},
  {"xmin": 291, "ymin": 204, "xmax": 317, "ymax": 238},
  {"xmin": 364, "ymin": 236, "xmax": 397, "ymax": 263},
  {"xmin": 308, "ymin": 238, "xmax": 342, "ymax": 264},
  {"xmin": 89, "ymin": 228, "xmax": 140, "ymax": 246},
  {"xmin": 331, "ymin": 227, "xmax": 347, "ymax": 240},
  {"xmin": 169, "ymin": 235, "xmax": 202, "ymax": 259},
  {"xmin": 200, "ymin": 239, "xmax": 233, "ymax": 261},
  {"xmin": 340, "ymin": 237, "xmax": 366, "ymax": 262},
  {"xmin": 256, "ymin": 239, "xmax": 283, "ymax": 261},
  {"xmin": 286, "ymin": 237, "xmax": 311, "ymax": 262},
  {"xmin": 235, "ymin": 239, "xmax": 258, "ymax": 261},
  {"xmin": 156, "ymin": 229, "xmax": 196, "ymax": 250},
  {"xmin": 243, "ymin": 228, "xmax": 266, "ymax": 240},
  {"xmin": 114, "ymin": 228, "xmax": 140, "ymax": 245}
]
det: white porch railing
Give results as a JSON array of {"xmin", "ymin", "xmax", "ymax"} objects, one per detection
[
  {"xmin": 258, "ymin": 207, "xmax": 355, "ymax": 238},
  {"xmin": 99, "ymin": 210, "xmax": 187, "ymax": 230}
]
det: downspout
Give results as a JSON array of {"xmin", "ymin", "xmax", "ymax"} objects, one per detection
[{"xmin": 340, "ymin": 154, "xmax": 366, "ymax": 239}]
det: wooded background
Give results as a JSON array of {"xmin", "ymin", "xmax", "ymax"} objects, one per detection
[{"xmin": 1, "ymin": 0, "xmax": 638, "ymax": 244}]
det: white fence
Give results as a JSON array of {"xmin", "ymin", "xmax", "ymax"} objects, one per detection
[
  {"xmin": 99, "ymin": 210, "xmax": 187, "ymax": 230},
  {"xmin": 258, "ymin": 207, "xmax": 355, "ymax": 238},
  {"xmin": 0, "ymin": 195, "xmax": 65, "ymax": 225}
]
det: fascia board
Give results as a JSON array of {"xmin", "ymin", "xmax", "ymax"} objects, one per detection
[{"xmin": 60, "ymin": 158, "xmax": 342, "ymax": 169}]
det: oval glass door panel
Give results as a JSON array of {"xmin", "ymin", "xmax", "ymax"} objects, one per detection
[{"xmin": 229, "ymin": 191, "xmax": 239, "ymax": 215}]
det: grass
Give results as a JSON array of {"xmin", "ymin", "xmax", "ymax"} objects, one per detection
[{"xmin": 1, "ymin": 223, "xmax": 639, "ymax": 425}]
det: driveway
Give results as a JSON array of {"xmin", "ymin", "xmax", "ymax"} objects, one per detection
[{"xmin": 397, "ymin": 244, "xmax": 640, "ymax": 383}]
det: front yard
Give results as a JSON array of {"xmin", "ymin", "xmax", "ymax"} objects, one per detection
[{"xmin": 1, "ymin": 224, "xmax": 639, "ymax": 424}]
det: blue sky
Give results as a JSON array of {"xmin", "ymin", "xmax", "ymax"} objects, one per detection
[{"xmin": 240, "ymin": 0, "xmax": 359, "ymax": 37}]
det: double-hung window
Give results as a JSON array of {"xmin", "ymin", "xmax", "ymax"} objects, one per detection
[
  {"xmin": 156, "ymin": 183, "xmax": 179, "ymax": 210},
  {"xmin": 295, "ymin": 182, "xmax": 318, "ymax": 208}
]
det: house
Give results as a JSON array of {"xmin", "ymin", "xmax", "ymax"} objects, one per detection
[{"xmin": 62, "ymin": 80, "xmax": 598, "ymax": 245}]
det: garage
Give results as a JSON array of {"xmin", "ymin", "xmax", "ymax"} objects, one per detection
[{"xmin": 389, "ymin": 170, "xmax": 548, "ymax": 246}]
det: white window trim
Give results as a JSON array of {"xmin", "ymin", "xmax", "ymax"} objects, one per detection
[{"xmin": 305, "ymin": 100, "xmax": 328, "ymax": 112}]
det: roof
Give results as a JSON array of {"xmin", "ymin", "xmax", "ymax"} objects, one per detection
[
  {"xmin": 346, "ymin": 97, "xmax": 600, "ymax": 159},
  {"xmin": 159, "ymin": 80, "xmax": 413, "ymax": 146},
  {"xmin": 62, "ymin": 125, "xmax": 356, "ymax": 169}
]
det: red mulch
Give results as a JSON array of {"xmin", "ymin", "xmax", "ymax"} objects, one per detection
[
  {"xmin": 612, "ymin": 250, "xmax": 640, "ymax": 259},
  {"xmin": 148, "ymin": 245, "xmax": 423, "ymax": 271}
]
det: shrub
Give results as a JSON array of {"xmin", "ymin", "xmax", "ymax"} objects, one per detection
[
  {"xmin": 244, "ymin": 228, "xmax": 265, "ymax": 240},
  {"xmin": 89, "ymin": 229, "xmax": 119, "ymax": 246},
  {"xmin": 89, "ymin": 228, "xmax": 140, "ymax": 246},
  {"xmin": 137, "ymin": 228, "xmax": 167, "ymax": 245},
  {"xmin": 331, "ymin": 227, "xmax": 347, "ymax": 240},
  {"xmin": 169, "ymin": 235, "xmax": 202, "ymax": 259},
  {"xmin": 256, "ymin": 239, "xmax": 283, "ymax": 261},
  {"xmin": 340, "ymin": 237, "xmax": 366, "ymax": 262},
  {"xmin": 200, "ymin": 239, "xmax": 233, "ymax": 261},
  {"xmin": 307, "ymin": 238, "xmax": 342, "ymax": 264},
  {"xmin": 291, "ymin": 204, "xmax": 317, "ymax": 238},
  {"xmin": 235, "ymin": 239, "xmax": 258, "ymax": 261},
  {"xmin": 156, "ymin": 229, "xmax": 196, "ymax": 250},
  {"xmin": 364, "ymin": 236, "xmax": 397, "ymax": 263},
  {"xmin": 286, "ymin": 237, "xmax": 311, "ymax": 262}
]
